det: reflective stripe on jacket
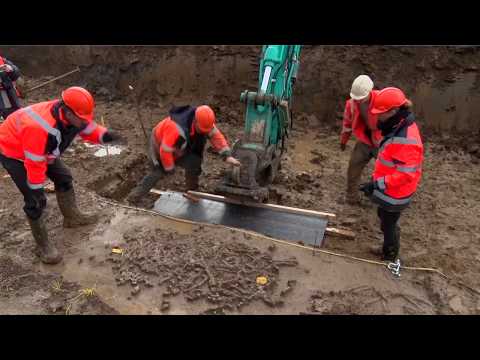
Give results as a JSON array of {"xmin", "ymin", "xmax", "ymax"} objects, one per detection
[
  {"xmin": 0, "ymin": 100, "xmax": 106, "ymax": 189},
  {"xmin": 150, "ymin": 105, "xmax": 231, "ymax": 172},
  {"xmin": 371, "ymin": 114, "xmax": 423, "ymax": 210}
]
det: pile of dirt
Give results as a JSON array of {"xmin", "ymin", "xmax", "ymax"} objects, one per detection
[{"xmin": 107, "ymin": 226, "xmax": 298, "ymax": 313}]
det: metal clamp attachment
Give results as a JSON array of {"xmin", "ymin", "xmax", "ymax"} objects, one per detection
[{"xmin": 387, "ymin": 259, "xmax": 401, "ymax": 277}]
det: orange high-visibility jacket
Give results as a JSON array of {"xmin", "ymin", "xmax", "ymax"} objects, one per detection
[
  {"xmin": 0, "ymin": 100, "xmax": 106, "ymax": 189},
  {"xmin": 341, "ymin": 90, "xmax": 383, "ymax": 148},
  {"xmin": 372, "ymin": 114, "xmax": 423, "ymax": 211},
  {"xmin": 150, "ymin": 106, "xmax": 230, "ymax": 172}
]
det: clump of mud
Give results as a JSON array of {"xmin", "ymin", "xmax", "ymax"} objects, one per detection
[{"xmin": 107, "ymin": 226, "xmax": 298, "ymax": 313}]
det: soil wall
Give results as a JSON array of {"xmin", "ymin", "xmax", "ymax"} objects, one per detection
[{"xmin": 3, "ymin": 45, "xmax": 480, "ymax": 134}]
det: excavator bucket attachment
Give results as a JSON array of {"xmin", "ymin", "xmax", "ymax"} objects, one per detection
[{"xmin": 215, "ymin": 45, "xmax": 301, "ymax": 203}]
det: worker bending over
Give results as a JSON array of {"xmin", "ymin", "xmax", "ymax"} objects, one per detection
[
  {"xmin": 359, "ymin": 87, "xmax": 424, "ymax": 262},
  {"xmin": 0, "ymin": 87, "xmax": 123, "ymax": 264},
  {"xmin": 341, "ymin": 75, "xmax": 383, "ymax": 205},
  {"xmin": 127, "ymin": 105, "xmax": 240, "ymax": 202}
]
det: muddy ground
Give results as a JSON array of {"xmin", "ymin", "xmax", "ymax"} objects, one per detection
[{"xmin": 0, "ymin": 46, "xmax": 480, "ymax": 315}]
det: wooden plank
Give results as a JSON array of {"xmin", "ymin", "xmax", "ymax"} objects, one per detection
[
  {"xmin": 150, "ymin": 189, "xmax": 357, "ymax": 240},
  {"xmin": 185, "ymin": 190, "xmax": 336, "ymax": 219},
  {"xmin": 182, "ymin": 192, "xmax": 200, "ymax": 203},
  {"xmin": 325, "ymin": 227, "xmax": 355, "ymax": 240}
]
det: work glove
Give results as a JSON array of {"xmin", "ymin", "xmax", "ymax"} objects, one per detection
[
  {"xmin": 359, "ymin": 181, "xmax": 377, "ymax": 196},
  {"xmin": 0, "ymin": 64, "xmax": 13, "ymax": 73},
  {"xmin": 225, "ymin": 156, "xmax": 241, "ymax": 167},
  {"xmin": 102, "ymin": 130, "xmax": 125, "ymax": 144}
]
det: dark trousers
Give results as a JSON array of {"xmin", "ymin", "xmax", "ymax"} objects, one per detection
[
  {"xmin": 175, "ymin": 152, "xmax": 203, "ymax": 178},
  {"xmin": 377, "ymin": 207, "xmax": 401, "ymax": 257},
  {"xmin": 0, "ymin": 154, "xmax": 73, "ymax": 220},
  {"xmin": 346, "ymin": 141, "xmax": 377, "ymax": 200}
]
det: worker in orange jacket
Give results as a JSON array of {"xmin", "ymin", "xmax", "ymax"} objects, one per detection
[
  {"xmin": 341, "ymin": 75, "xmax": 383, "ymax": 205},
  {"xmin": 0, "ymin": 87, "xmax": 123, "ymax": 264},
  {"xmin": 359, "ymin": 87, "xmax": 424, "ymax": 262},
  {"xmin": 0, "ymin": 55, "xmax": 22, "ymax": 119},
  {"xmin": 127, "ymin": 105, "xmax": 240, "ymax": 202}
]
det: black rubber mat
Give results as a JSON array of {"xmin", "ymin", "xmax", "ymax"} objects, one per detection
[{"xmin": 153, "ymin": 191, "xmax": 328, "ymax": 247}]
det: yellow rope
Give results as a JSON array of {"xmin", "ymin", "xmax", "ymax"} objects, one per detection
[{"xmin": 95, "ymin": 196, "xmax": 480, "ymax": 296}]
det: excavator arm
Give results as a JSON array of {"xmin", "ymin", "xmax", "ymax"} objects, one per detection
[{"xmin": 216, "ymin": 45, "xmax": 302, "ymax": 202}]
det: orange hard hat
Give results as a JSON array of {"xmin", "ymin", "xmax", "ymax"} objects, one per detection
[
  {"xmin": 61, "ymin": 86, "xmax": 95, "ymax": 121},
  {"xmin": 371, "ymin": 87, "xmax": 407, "ymax": 114},
  {"xmin": 195, "ymin": 105, "xmax": 216, "ymax": 133}
]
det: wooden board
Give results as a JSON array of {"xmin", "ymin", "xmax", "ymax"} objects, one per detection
[{"xmin": 185, "ymin": 190, "xmax": 336, "ymax": 219}]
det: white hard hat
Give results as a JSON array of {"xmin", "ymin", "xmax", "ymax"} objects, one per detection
[{"xmin": 350, "ymin": 75, "xmax": 374, "ymax": 100}]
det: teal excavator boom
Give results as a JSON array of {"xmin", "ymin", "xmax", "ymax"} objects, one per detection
[{"xmin": 216, "ymin": 45, "xmax": 302, "ymax": 202}]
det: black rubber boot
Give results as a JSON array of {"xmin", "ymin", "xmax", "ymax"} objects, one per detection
[
  {"xmin": 127, "ymin": 169, "xmax": 164, "ymax": 204},
  {"xmin": 27, "ymin": 214, "xmax": 62, "ymax": 265},
  {"xmin": 383, "ymin": 227, "xmax": 400, "ymax": 262},
  {"xmin": 56, "ymin": 188, "xmax": 99, "ymax": 228}
]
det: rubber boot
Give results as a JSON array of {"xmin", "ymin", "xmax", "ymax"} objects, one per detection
[
  {"xmin": 382, "ymin": 247, "xmax": 399, "ymax": 262},
  {"xmin": 185, "ymin": 174, "xmax": 200, "ymax": 192},
  {"xmin": 127, "ymin": 169, "xmax": 164, "ymax": 204},
  {"xmin": 383, "ymin": 227, "xmax": 400, "ymax": 262},
  {"xmin": 27, "ymin": 214, "xmax": 62, "ymax": 265},
  {"xmin": 56, "ymin": 188, "xmax": 99, "ymax": 228}
]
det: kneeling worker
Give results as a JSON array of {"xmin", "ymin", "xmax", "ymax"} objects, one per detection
[
  {"xmin": 359, "ymin": 87, "xmax": 424, "ymax": 262},
  {"xmin": 0, "ymin": 87, "xmax": 123, "ymax": 264},
  {"xmin": 127, "ymin": 105, "xmax": 240, "ymax": 202}
]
